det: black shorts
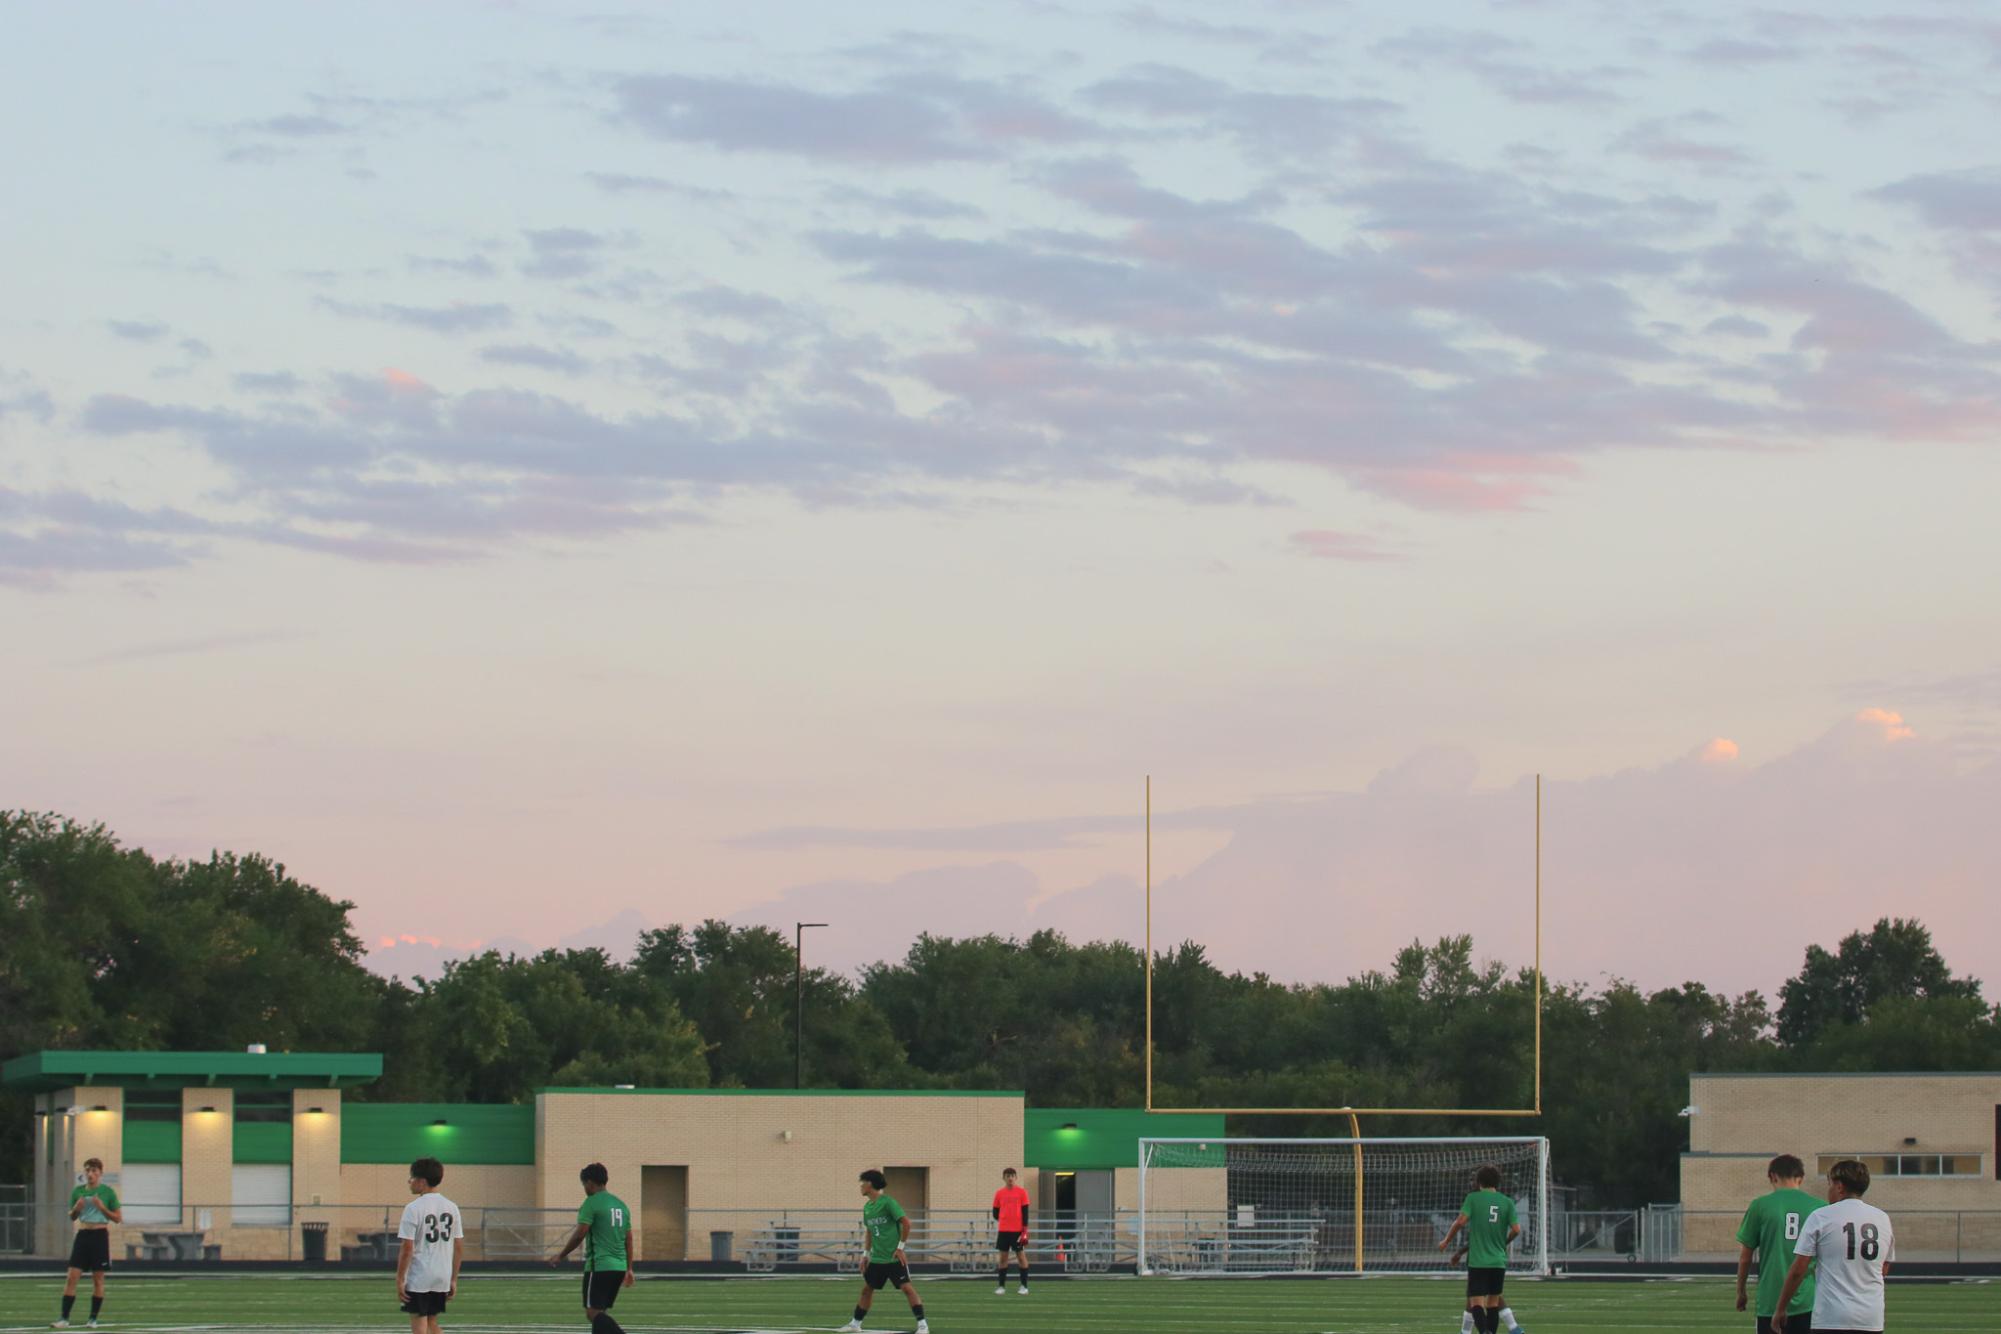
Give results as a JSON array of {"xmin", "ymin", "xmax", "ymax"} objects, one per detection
[
  {"xmin": 996, "ymin": 1230, "xmax": 1025, "ymax": 1253},
  {"xmin": 583, "ymin": 1270, "xmax": 624, "ymax": 1310},
  {"xmin": 401, "ymin": 1290, "xmax": 449, "ymax": 1316},
  {"xmin": 864, "ymin": 1259, "xmax": 912, "ymax": 1290},
  {"xmin": 1466, "ymin": 1266, "xmax": 1505, "ymax": 1297},
  {"xmin": 68, "ymin": 1229, "xmax": 111, "ymax": 1272},
  {"xmin": 1758, "ymin": 1316, "xmax": 1814, "ymax": 1334}
]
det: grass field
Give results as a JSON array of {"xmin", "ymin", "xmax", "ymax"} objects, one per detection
[{"xmin": 0, "ymin": 1273, "xmax": 1989, "ymax": 1334}]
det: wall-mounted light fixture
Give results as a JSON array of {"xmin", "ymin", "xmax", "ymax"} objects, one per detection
[
  {"xmin": 63, "ymin": 1105, "xmax": 82, "ymax": 1117},
  {"xmin": 197, "ymin": 1105, "xmax": 218, "ymax": 1114},
  {"xmin": 90, "ymin": 1105, "xmax": 109, "ymax": 1113},
  {"xmin": 430, "ymin": 1118, "xmax": 449, "ymax": 1128},
  {"xmin": 1902, "ymin": 1136, "xmax": 1918, "ymax": 1146},
  {"xmin": 305, "ymin": 1107, "xmax": 326, "ymax": 1116}
]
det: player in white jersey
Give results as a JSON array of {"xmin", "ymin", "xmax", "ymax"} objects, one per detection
[
  {"xmin": 396, "ymin": 1156, "xmax": 465, "ymax": 1334},
  {"xmin": 1773, "ymin": 1159, "xmax": 1893, "ymax": 1334}
]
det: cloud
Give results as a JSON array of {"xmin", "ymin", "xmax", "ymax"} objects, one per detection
[
  {"xmin": 233, "ymin": 371, "xmax": 304, "ymax": 395},
  {"xmin": 316, "ymin": 298, "xmax": 514, "ymax": 333},
  {"xmin": 239, "ymin": 113, "xmax": 348, "ymax": 137},
  {"xmin": 479, "ymin": 343, "xmax": 590, "ymax": 374},
  {"xmin": 409, "ymin": 253, "xmax": 500, "ymax": 278},
  {"xmin": 108, "ymin": 320, "xmax": 170, "ymax": 342},
  {"xmin": 1290, "ymin": 529, "xmax": 1400, "ymax": 561},
  {"xmin": 719, "ymin": 714, "xmax": 2001, "ymax": 996},
  {"xmin": 612, "ymin": 71, "xmax": 1095, "ymax": 163},
  {"xmin": 521, "ymin": 228, "xmax": 609, "ymax": 280},
  {"xmin": 820, "ymin": 184, "xmax": 985, "ymax": 220},
  {"xmin": 66, "ymin": 629, "xmax": 304, "ymax": 667}
]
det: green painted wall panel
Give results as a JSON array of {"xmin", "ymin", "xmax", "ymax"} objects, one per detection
[
  {"xmin": 232, "ymin": 1121, "xmax": 293, "ymax": 1163},
  {"xmin": 340, "ymin": 1104, "xmax": 535, "ymax": 1166},
  {"xmin": 1024, "ymin": 1108, "xmax": 1226, "ymax": 1170},
  {"xmin": 122, "ymin": 1119, "xmax": 182, "ymax": 1164}
]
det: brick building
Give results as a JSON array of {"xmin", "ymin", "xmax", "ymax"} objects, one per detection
[{"xmin": 4, "ymin": 1049, "xmax": 1222, "ymax": 1262}]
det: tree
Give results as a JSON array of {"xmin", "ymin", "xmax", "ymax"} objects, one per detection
[{"xmin": 1777, "ymin": 918, "xmax": 1983, "ymax": 1046}]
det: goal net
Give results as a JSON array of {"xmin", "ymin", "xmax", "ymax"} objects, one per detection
[{"xmin": 1138, "ymin": 1136, "xmax": 1550, "ymax": 1276}]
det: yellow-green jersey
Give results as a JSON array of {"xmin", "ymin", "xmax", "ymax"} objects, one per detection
[
  {"xmin": 577, "ymin": 1190, "xmax": 631, "ymax": 1272},
  {"xmin": 1460, "ymin": 1189, "xmax": 1519, "ymax": 1269},
  {"xmin": 1736, "ymin": 1187, "xmax": 1821, "ymax": 1317}
]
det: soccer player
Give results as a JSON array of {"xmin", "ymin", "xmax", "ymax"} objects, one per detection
[
  {"xmin": 1735, "ymin": 1154, "xmax": 1821, "ymax": 1334},
  {"xmin": 53, "ymin": 1157, "xmax": 120, "ymax": 1329},
  {"xmin": 549, "ymin": 1162, "xmax": 634, "ymax": 1334},
  {"xmin": 1774, "ymin": 1160, "xmax": 1894, "ymax": 1334},
  {"xmin": 395, "ymin": 1156, "xmax": 464, "ymax": 1334},
  {"xmin": 992, "ymin": 1167, "xmax": 1031, "ymax": 1294},
  {"xmin": 1437, "ymin": 1164, "xmax": 1524, "ymax": 1334},
  {"xmin": 840, "ymin": 1169, "xmax": 929, "ymax": 1334}
]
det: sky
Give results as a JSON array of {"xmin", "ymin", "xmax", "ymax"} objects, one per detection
[{"xmin": 3, "ymin": 1, "xmax": 1998, "ymax": 1000}]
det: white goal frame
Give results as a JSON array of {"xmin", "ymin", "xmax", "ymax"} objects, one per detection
[{"xmin": 1137, "ymin": 1136, "xmax": 1552, "ymax": 1277}]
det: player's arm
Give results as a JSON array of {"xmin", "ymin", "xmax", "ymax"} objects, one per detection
[
  {"xmin": 897, "ymin": 1212, "xmax": 911, "ymax": 1257},
  {"xmin": 1438, "ymin": 1212, "xmax": 1469, "ymax": 1251},
  {"xmin": 1734, "ymin": 1245, "xmax": 1755, "ymax": 1310},
  {"xmin": 1020, "ymin": 1204, "xmax": 1030, "ymax": 1238},
  {"xmin": 102, "ymin": 1189, "xmax": 122, "ymax": 1225},
  {"xmin": 622, "ymin": 1216, "xmax": 636, "ymax": 1287},
  {"xmin": 450, "ymin": 1232, "xmax": 463, "ymax": 1297},
  {"xmin": 69, "ymin": 1192, "xmax": 85, "ymax": 1220},
  {"xmin": 1506, "ymin": 1222, "xmax": 1521, "ymax": 1245},
  {"xmin": 1771, "ymin": 1254, "xmax": 1811, "ymax": 1329},
  {"xmin": 550, "ymin": 1221, "xmax": 590, "ymax": 1264},
  {"xmin": 396, "ymin": 1238, "xmax": 414, "ymax": 1300}
]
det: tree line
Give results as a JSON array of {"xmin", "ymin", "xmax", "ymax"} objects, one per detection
[{"xmin": 4, "ymin": 810, "xmax": 1994, "ymax": 1204}]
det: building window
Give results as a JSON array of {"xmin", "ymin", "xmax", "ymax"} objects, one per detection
[
  {"xmin": 233, "ymin": 1093, "xmax": 293, "ymax": 1124},
  {"xmin": 125, "ymin": 1093, "xmax": 181, "ymax": 1122},
  {"xmin": 1816, "ymin": 1153, "xmax": 1983, "ymax": 1178}
]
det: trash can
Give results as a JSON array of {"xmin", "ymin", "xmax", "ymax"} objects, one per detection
[
  {"xmin": 710, "ymin": 1231, "xmax": 734, "ymax": 1264},
  {"xmin": 301, "ymin": 1221, "xmax": 329, "ymax": 1263},
  {"xmin": 774, "ymin": 1225, "xmax": 799, "ymax": 1263}
]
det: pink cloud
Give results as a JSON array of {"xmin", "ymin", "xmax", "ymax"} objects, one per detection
[
  {"xmin": 1699, "ymin": 737, "xmax": 1740, "ymax": 763},
  {"xmin": 1290, "ymin": 529, "xmax": 1398, "ymax": 561},
  {"xmin": 1855, "ymin": 707, "xmax": 1914, "ymax": 741}
]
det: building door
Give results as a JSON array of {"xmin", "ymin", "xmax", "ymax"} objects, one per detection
[
  {"xmin": 884, "ymin": 1166, "xmax": 928, "ymax": 1224},
  {"xmin": 1072, "ymin": 1169, "xmax": 1114, "ymax": 1215},
  {"xmin": 641, "ymin": 1165, "xmax": 688, "ymax": 1263}
]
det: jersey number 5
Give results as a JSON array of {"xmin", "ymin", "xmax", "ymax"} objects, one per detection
[{"xmin": 1488, "ymin": 1206, "xmax": 1500, "ymax": 1222}]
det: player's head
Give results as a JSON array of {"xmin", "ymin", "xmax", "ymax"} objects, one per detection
[
  {"xmin": 1826, "ymin": 1158, "xmax": 1870, "ymax": 1200},
  {"xmin": 83, "ymin": 1157, "xmax": 103, "ymax": 1183},
  {"xmin": 1475, "ymin": 1164, "xmax": 1502, "ymax": 1190},
  {"xmin": 1766, "ymin": 1154, "xmax": 1805, "ymax": 1186},
  {"xmin": 859, "ymin": 1169, "xmax": 887, "ymax": 1197},
  {"xmin": 1002, "ymin": 1167, "xmax": 1018, "ymax": 1183},
  {"xmin": 580, "ymin": 1162, "xmax": 609, "ymax": 1195},
  {"xmin": 409, "ymin": 1156, "xmax": 444, "ymax": 1191}
]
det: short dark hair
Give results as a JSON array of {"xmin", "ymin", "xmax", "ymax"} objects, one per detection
[
  {"xmin": 410, "ymin": 1157, "xmax": 444, "ymax": 1187},
  {"xmin": 580, "ymin": 1162, "xmax": 609, "ymax": 1187},
  {"xmin": 1767, "ymin": 1154, "xmax": 1805, "ymax": 1181},
  {"xmin": 1828, "ymin": 1159, "xmax": 1870, "ymax": 1196},
  {"xmin": 860, "ymin": 1169, "xmax": 887, "ymax": 1190},
  {"xmin": 1475, "ymin": 1164, "xmax": 1502, "ymax": 1190},
  {"xmin": 83, "ymin": 1157, "xmax": 104, "ymax": 1172},
  {"xmin": 1002, "ymin": 1167, "xmax": 1017, "ymax": 1177}
]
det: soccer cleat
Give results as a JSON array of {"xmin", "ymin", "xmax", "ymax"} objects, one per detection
[
  {"xmin": 51, "ymin": 1322, "xmax": 69, "ymax": 1330},
  {"xmin": 1018, "ymin": 1285, "xmax": 1029, "ymax": 1294},
  {"xmin": 915, "ymin": 1322, "xmax": 930, "ymax": 1334},
  {"xmin": 839, "ymin": 1322, "xmax": 863, "ymax": 1332},
  {"xmin": 994, "ymin": 1285, "xmax": 1005, "ymax": 1294},
  {"xmin": 86, "ymin": 1323, "xmax": 99, "ymax": 1330}
]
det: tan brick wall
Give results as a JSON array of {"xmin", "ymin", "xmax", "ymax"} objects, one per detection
[
  {"xmin": 535, "ymin": 1092, "xmax": 1024, "ymax": 1259},
  {"xmin": 1114, "ymin": 1164, "xmax": 1229, "ymax": 1212},
  {"xmin": 1683, "ymin": 1074, "xmax": 2001, "ymax": 1212},
  {"xmin": 180, "ymin": 1088, "xmax": 234, "ymax": 1230},
  {"xmin": 338, "ymin": 1163, "xmax": 536, "ymax": 1210},
  {"xmin": 34, "ymin": 1087, "xmax": 126, "ymax": 1255},
  {"xmin": 291, "ymin": 1089, "xmax": 343, "ymax": 1207}
]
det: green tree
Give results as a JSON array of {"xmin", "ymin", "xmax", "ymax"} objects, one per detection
[{"xmin": 1777, "ymin": 917, "xmax": 1982, "ymax": 1046}]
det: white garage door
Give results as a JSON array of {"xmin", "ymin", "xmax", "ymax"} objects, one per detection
[
  {"xmin": 231, "ymin": 1164, "xmax": 291, "ymax": 1227},
  {"xmin": 121, "ymin": 1163, "xmax": 182, "ymax": 1225}
]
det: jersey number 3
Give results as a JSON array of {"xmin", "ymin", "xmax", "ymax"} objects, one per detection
[{"xmin": 422, "ymin": 1213, "xmax": 455, "ymax": 1243}]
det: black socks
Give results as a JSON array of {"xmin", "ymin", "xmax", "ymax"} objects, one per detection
[
  {"xmin": 911, "ymin": 1305, "xmax": 925, "ymax": 1320},
  {"xmin": 90, "ymin": 1297, "xmax": 104, "ymax": 1320},
  {"xmin": 60, "ymin": 1296, "xmax": 75, "ymax": 1320},
  {"xmin": 853, "ymin": 1306, "xmax": 868, "ymax": 1323},
  {"xmin": 590, "ymin": 1312, "xmax": 625, "ymax": 1334}
]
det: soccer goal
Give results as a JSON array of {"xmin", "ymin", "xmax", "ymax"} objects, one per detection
[{"xmin": 1137, "ymin": 1136, "xmax": 1550, "ymax": 1276}]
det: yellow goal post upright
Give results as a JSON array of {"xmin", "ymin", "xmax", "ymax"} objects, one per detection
[{"xmin": 1136, "ymin": 775, "xmax": 1548, "ymax": 1276}]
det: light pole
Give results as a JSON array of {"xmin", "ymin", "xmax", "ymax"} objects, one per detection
[{"xmin": 795, "ymin": 922, "xmax": 828, "ymax": 1089}]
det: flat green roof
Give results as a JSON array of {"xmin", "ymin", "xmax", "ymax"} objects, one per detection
[
  {"xmin": 536, "ymin": 1086, "xmax": 1023, "ymax": 1098},
  {"xmin": 1, "ymin": 1051, "xmax": 382, "ymax": 1093}
]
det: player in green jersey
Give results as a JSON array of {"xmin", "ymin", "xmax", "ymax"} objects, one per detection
[
  {"xmin": 1439, "ymin": 1164, "xmax": 1524, "ymax": 1334},
  {"xmin": 840, "ymin": 1170, "xmax": 929, "ymax": 1334},
  {"xmin": 1735, "ymin": 1154, "xmax": 1821, "ymax": 1334},
  {"xmin": 550, "ymin": 1163, "xmax": 633, "ymax": 1334},
  {"xmin": 55, "ymin": 1156, "xmax": 121, "ymax": 1328}
]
